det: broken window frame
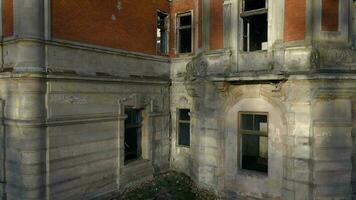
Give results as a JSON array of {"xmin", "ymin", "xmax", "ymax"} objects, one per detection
[
  {"xmin": 176, "ymin": 11, "xmax": 193, "ymax": 54},
  {"xmin": 177, "ymin": 109, "xmax": 191, "ymax": 147},
  {"xmin": 156, "ymin": 10, "xmax": 169, "ymax": 55},
  {"xmin": 238, "ymin": 112, "xmax": 268, "ymax": 174},
  {"xmin": 124, "ymin": 108, "xmax": 142, "ymax": 164},
  {"xmin": 240, "ymin": 0, "xmax": 268, "ymax": 52}
]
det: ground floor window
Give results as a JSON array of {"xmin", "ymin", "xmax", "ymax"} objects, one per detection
[
  {"xmin": 124, "ymin": 108, "xmax": 142, "ymax": 164},
  {"xmin": 177, "ymin": 109, "xmax": 190, "ymax": 147},
  {"xmin": 239, "ymin": 112, "xmax": 268, "ymax": 173}
]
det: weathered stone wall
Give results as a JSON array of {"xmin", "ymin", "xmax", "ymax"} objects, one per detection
[
  {"xmin": 223, "ymin": 85, "xmax": 287, "ymax": 199},
  {"xmin": 46, "ymin": 78, "xmax": 170, "ymax": 199},
  {"xmin": 0, "ymin": 75, "xmax": 170, "ymax": 200},
  {"xmin": 352, "ymin": 97, "xmax": 356, "ymax": 198}
]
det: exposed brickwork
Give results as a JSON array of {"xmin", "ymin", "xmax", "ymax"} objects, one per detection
[
  {"xmin": 3, "ymin": 0, "xmax": 13, "ymax": 37},
  {"xmin": 322, "ymin": 0, "xmax": 339, "ymax": 32},
  {"xmin": 170, "ymin": 0, "xmax": 196, "ymax": 56},
  {"xmin": 51, "ymin": 0, "xmax": 169, "ymax": 55},
  {"xmin": 210, "ymin": 0, "xmax": 223, "ymax": 50},
  {"xmin": 284, "ymin": 0, "xmax": 306, "ymax": 42}
]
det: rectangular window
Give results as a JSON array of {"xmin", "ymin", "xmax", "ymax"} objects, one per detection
[
  {"xmin": 178, "ymin": 109, "xmax": 190, "ymax": 147},
  {"xmin": 157, "ymin": 11, "xmax": 169, "ymax": 54},
  {"xmin": 239, "ymin": 112, "xmax": 268, "ymax": 173},
  {"xmin": 177, "ymin": 12, "xmax": 192, "ymax": 54},
  {"xmin": 241, "ymin": 0, "xmax": 268, "ymax": 52},
  {"xmin": 124, "ymin": 108, "xmax": 142, "ymax": 164}
]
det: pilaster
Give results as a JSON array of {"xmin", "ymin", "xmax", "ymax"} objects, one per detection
[
  {"xmin": 12, "ymin": 0, "xmax": 45, "ymax": 72},
  {"xmin": 311, "ymin": 89, "xmax": 353, "ymax": 199}
]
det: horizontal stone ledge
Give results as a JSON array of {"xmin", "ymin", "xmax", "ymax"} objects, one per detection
[
  {"xmin": 50, "ymin": 148, "xmax": 117, "ymax": 171},
  {"xmin": 50, "ymin": 170, "xmax": 116, "ymax": 195},
  {"xmin": 314, "ymin": 184, "xmax": 352, "ymax": 196},
  {"xmin": 5, "ymin": 115, "xmax": 120, "ymax": 128},
  {"xmin": 50, "ymin": 160, "xmax": 117, "ymax": 186},
  {"xmin": 282, "ymin": 178, "xmax": 313, "ymax": 186},
  {"xmin": 6, "ymin": 184, "xmax": 46, "ymax": 200},
  {"xmin": 4, "ymin": 112, "xmax": 169, "ymax": 128},
  {"xmin": 0, "ymin": 72, "xmax": 170, "ymax": 85},
  {"xmin": 314, "ymin": 161, "xmax": 352, "ymax": 171},
  {"xmin": 2, "ymin": 37, "xmax": 170, "ymax": 63},
  {"xmin": 6, "ymin": 161, "xmax": 46, "ymax": 175},
  {"xmin": 313, "ymin": 121, "xmax": 353, "ymax": 127}
]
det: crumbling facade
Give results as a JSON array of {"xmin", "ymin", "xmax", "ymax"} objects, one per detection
[{"xmin": 0, "ymin": 0, "xmax": 355, "ymax": 199}]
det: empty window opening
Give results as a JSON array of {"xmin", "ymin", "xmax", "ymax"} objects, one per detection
[
  {"xmin": 239, "ymin": 112, "xmax": 268, "ymax": 173},
  {"xmin": 178, "ymin": 109, "xmax": 190, "ymax": 147},
  {"xmin": 157, "ymin": 11, "xmax": 168, "ymax": 54},
  {"xmin": 177, "ymin": 12, "xmax": 192, "ymax": 54},
  {"xmin": 124, "ymin": 108, "xmax": 142, "ymax": 164},
  {"xmin": 243, "ymin": 0, "xmax": 267, "ymax": 11},
  {"xmin": 241, "ymin": 0, "xmax": 268, "ymax": 51}
]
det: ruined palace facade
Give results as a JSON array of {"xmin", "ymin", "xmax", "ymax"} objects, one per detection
[{"xmin": 0, "ymin": 0, "xmax": 355, "ymax": 199}]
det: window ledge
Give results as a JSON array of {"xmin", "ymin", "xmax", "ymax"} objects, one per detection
[
  {"xmin": 176, "ymin": 145, "xmax": 190, "ymax": 149},
  {"xmin": 123, "ymin": 158, "xmax": 150, "ymax": 169},
  {"xmin": 239, "ymin": 50, "xmax": 267, "ymax": 55},
  {"xmin": 238, "ymin": 169, "xmax": 268, "ymax": 178}
]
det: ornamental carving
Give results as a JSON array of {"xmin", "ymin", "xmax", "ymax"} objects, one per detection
[
  {"xmin": 185, "ymin": 56, "xmax": 208, "ymax": 81},
  {"xmin": 313, "ymin": 45, "xmax": 356, "ymax": 69},
  {"xmin": 184, "ymin": 56, "xmax": 208, "ymax": 97}
]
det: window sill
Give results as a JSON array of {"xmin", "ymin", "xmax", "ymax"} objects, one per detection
[
  {"xmin": 123, "ymin": 158, "xmax": 150, "ymax": 168},
  {"xmin": 176, "ymin": 52, "xmax": 194, "ymax": 57},
  {"xmin": 176, "ymin": 144, "xmax": 190, "ymax": 149},
  {"xmin": 238, "ymin": 168, "xmax": 268, "ymax": 178},
  {"xmin": 239, "ymin": 50, "xmax": 267, "ymax": 54}
]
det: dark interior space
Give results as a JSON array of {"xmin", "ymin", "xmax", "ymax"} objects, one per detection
[{"xmin": 124, "ymin": 109, "xmax": 142, "ymax": 163}]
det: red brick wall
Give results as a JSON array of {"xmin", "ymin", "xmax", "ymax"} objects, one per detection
[
  {"xmin": 322, "ymin": 0, "xmax": 339, "ymax": 31},
  {"xmin": 284, "ymin": 0, "xmax": 306, "ymax": 42},
  {"xmin": 3, "ymin": 0, "xmax": 13, "ymax": 37},
  {"xmin": 210, "ymin": 0, "xmax": 223, "ymax": 50},
  {"xmin": 51, "ymin": 0, "xmax": 169, "ymax": 55},
  {"xmin": 170, "ymin": 0, "xmax": 196, "ymax": 56},
  {"xmin": 198, "ymin": 0, "xmax": 203, "ymax": 48}
]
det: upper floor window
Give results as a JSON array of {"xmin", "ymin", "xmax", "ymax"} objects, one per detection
[
  {"xmin": 239, "ymin": 112, "xmax": 268, "ymax": 173},
  {"xmin": 241, "ymin": 0, "xmax": 268, "ymax": 52},
  {"xmin": 177, "ymin": 12, "xmax": 192, "ymax": 54},
  {"xmin": 157, "ymin": 11, "xmax": 169, "ymax": 54}
]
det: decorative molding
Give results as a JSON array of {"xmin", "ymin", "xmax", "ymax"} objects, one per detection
[
  {"xmin": 183, "ymin": 55, "xmax": 208, "ymax": 97},
  {"xmin": 4, "ymin": 114, "xmax": 121, "ymax": 127},
  {"xmin": 118, "ymin": 94, "xmax": 158, "ymax": 113},
  {"xmin": 185, "ymin": 56, "xmax": 208, "ymax": 81},
  {"xmin": 312, "ymin": 45, "xmax": 356, "ymax": 69},
  {"xmin": 312, "ymin": 88, "xmax": 356, "ymax": 100},
  {"xmin": 63, "ymin": 95, "xmax": 87, "ymax": 104},
  {"xmin": 310, "ymin": 48, "xmax": 320, "ymax": 69}
]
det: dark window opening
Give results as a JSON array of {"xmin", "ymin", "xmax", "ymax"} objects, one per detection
[
  {"xmin": 243, "ymin": 0, "xmax": 267, "ymax": 11},
  {"xmin": 178, "ymin": 109, "xmax": 190, "ymax": 146},
  {"xmin": 124, "ymin": 108, "xmax": 142, "ymax": 164},
  {"xmin": 177, "ymin": 12, "xmax": 192, "ymax": 54},
  {"xmin": 240, "ymin": 113, "xmax": 268, "ymax": 173},
  {"xmin": 157, "ymin": 11, "xmax": 168, "ymax": 54},
  {"xmin": 241, "ymin": 0, "xmax": 268, "ymax": 52}
]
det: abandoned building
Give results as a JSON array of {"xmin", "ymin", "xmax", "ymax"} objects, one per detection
[{"xmin": 0, "ymin": 0, "xmax": 355, "ymax": 199}]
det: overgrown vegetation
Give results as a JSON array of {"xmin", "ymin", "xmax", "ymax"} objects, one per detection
[{"xmin": 110, "ymin": 171, "xmax": 222, "ymax": 200}]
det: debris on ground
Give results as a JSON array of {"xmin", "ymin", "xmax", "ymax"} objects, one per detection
[{"xmin": 110, "ymin": 171, "xmax": 223, "ymax": 200}]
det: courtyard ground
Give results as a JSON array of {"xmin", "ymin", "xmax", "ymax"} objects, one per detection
[{"xmin": 109, "ymin": 171, "xmax": 222, "ymax": 200}]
